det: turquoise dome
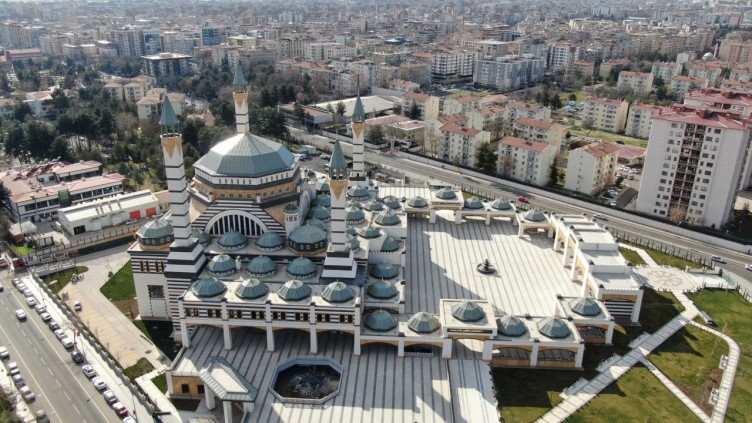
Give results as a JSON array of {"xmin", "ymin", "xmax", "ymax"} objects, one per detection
[
  {"xmin": 246, "ymin": 256, "xmax": 277, "ymax": 277},
  {"xmin": 288, "ymin": 225, "xmax": 327, "ymax": 251},
  {"xmin": 375, "ymin": 210, "xmax": 401, "ymax": 226},
  {"xmin": 306, "ymin": 218, "xmax": 328, "ymax": 232},
  {"xmin": 321, "ymin": 281, "xmax": 354, "ymax": 303},
  {"xmin": 537, "ymin": 317, "xmax": 571, "ymax": 339},
  {"xmin": 382, "ymin": 196, "xmax": 402, "ymax": 210},
  {"xmin": 370, "ymin": 263, "xmax": 399, "ymax": 279},
  {"xmin": 312, "ymin": 194, "xmax": 331, "ymax": 207},
  {"xmin": 346, "ymin": 207, "xmax": 366, "ymax": 223},
  {"xmin": 193, "ymin": 132, "xmax": 296, "ymax": 178},
  {"xmin": 347, "ymin": 200, "xmax": 362, "ymax": 208},
  {"xmin": 277, "ymin": 280, "xmax": 311, "ymax": 301},
  {"xmin": 137, "ymin": 219, "xmax": 173, "ymax": 239},
  {"xmin": 464, "ymin": 197, "xmax": 484, "ymax": 210},
  {"xmin": 234, "ymin": 278, "xmax": 269, "ymax": 300},
  {"xmin": 380, "ymin": 236, "xmax": 400, "ymax": 252},
  {"xmin": 286, "ymin": 257, "xmax": 317, "ymax": 279},
  {"xmin": 219, "ymin": 231, "xmax": 248, "ymax": 250},
  {"xmin": 451, "ymin": 301, "xmax": 485, "ymax": 322},
  {"xmin": 191, "ymin": 277, "xmax": 226, "ymax": 298},
  {"xmin": 347, "ymin": 186, "xmax": 370, "ymax": 200},
  {"xmin": 569, "ymin": 297, "xmax": 601, "ymax": 317},
  {"xmin": 207, "ymin": 254, "xmax": 236, "ymax": 275},
  {"xmin": 316, "ymin": 180, "xmax": 330, "ymax": 194},
  {"xmin": 364, "ymin": 201, "xmax": 384, "ymax": 212},
  {"xmin": 524, "ymin": 209, "xmax": 546, "ymax": 222},
  {"xmin": 435, "ymin": 187, "xmax": 457, "ymax": 200},
  {"xmin": 191, "ymin": 229, "xmax": 210, "ymax": 245},
  {"xmin": 346, "ymin": 225, "xmax": 358, "ymax": 236},
  {"xmin": 496, "ymin": 315, "xmax": 527, "ymax": 337},
  {"xmin": 283, "ymin": 203, "xmax": 300, "ymax": 214},
  {"xmin": 366, "ymin": 280, "xmax": 398, "ymax": 299},
  {"xmin": 306, "ymin": 206, "xmax": 331, "ymax": 221},
  {"xmin": 407, "ymin": 312, "xmax": 441, "ymax": 334},
  {"xmin": 358, "ymin": 226, "xmax": 382, "ymax": 239},
  {"xmin": 255, "ymin": 232, "xmax": 284, "ymax": 251},
  {"xmin": 365, "ymin": 310, "xmax": 397, "ymax": 332},
  {"xmin": 491, "ymin": 198, "xmax": 513, "ymax": 211},
  {"xmin": 406, "ymin": 196, "xmax": 429, "ymax": 208},
  {"xmin": 346, "ymin": 233, "xmax": 360, "ymax": 251}
]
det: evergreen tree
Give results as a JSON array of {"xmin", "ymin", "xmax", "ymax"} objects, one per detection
[
  {"xmin": 474, "ymin": 142, "xmax": 497, "ymax": 174},
  {"xmin": 407, "ymin": 101, "xmax": 421, "ymax": 120}
]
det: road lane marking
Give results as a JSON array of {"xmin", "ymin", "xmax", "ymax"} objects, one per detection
[
  {"xmin": 64, "ymin": 391, "xmax": 71, "ymax": 401},
  {"xmin": 55, "ymin": 378, "xmax": 62, "ymax": 387},
  {"xmin": 72, "ymin": 404, "xmax": 82, "ymax": 415}
]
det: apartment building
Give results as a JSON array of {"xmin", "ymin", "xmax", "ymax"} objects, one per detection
[
  {"xmin": 399, "ymin": 62, "xmax": 431, "ymax": 86},
  {"xmin": 103, "ymin": 76, "xmax": 149, "ymax": 102},
  {"xmin": 142, "ymin": 52, "xmax": 192, "ymax": 86},
  {"xmin": 201, "ymin": 27, "xmax": 221, "ymax": 46},
  {"xmin": 416, "ymin": 50, "xmax": 478, "ymax": 84},
  {"xmin": 499, "ymin": 136, "xmax": 556, "ymax": 186},
  {"xmin": 582, "ymin": 97, "xmax": 629, "ymax": 133},
  {"xmin": 572, "ymin": 61, "xmax": 594, "ymax": 78},
  {"xmin": 564, "ymin": 142, "xmax": 619, "ymax": 195},
  {"xmin": 439, "ymin": 124, "xmax": 490, "ymax": 167},
  {"xmin": 730, "ymin": 67, "xmax": 752, "ymax": 83},
  {"xmin": 389, "ymin": 79, "xmax": 420, "ymax": 94},
  {"xmin": 687, "ymin": 62, "xmax": 723, "ymax": 87},
  {"xmin": 651, "ymin": 61, "xmax": 683, "ymax": 82},
  {"xmin": 547, "ymin": 43, "xmax": 580, "ymax": 72},
  {"xmin": 637, "ymin": 105, "xmax": 752, "ymax": 227},
  {"xmin": 599, "ymin": 58, "xmax": 631, "ymax": 79},
  {"xmin": 473, "ymin": 55, "xmax": 545, "ymax": 91},
  {"xmin": 463, "ymin": 39, "xmax": 510, "ymax": 58},
  {"xmin": 617, "ymin": 71, "xmax": 654, "ymax": 95},
  {"xmin": 402, "ymin": 92, "xmax": 439, "ymax": 121},
  {"xmin": 136, "ymin": 89, "xmax": 185, "ymax": 121},
  {"xmin": 513, "ymin": 117, "xmax": 565, "ymax": 153},
  {"xmin": 683, "ymin": 88, "xmax": 752, "ymax": 118},
  {"xmin": 625, "ymin": 103, "xmax": 660, "ymax": 139},
  {"xmin": 423, "ymin": 114, "xmax": 469, "ymax": 156},
  {"xmin": 720, "ymin": 79, "xmax": 752, "ymax": 92},
  {"xmin": 468, "ymin": 106, "xmax": 506, "ymax": 133},
  {"xmin": 443, "ymin": 95, "xmax": 481, "ymax": 115},
  {"xmin": 670, "ymin": 76, "xmax": 709, "ymax": 100},
  {"xmin": 505, "ymin": 101, "xmax": 551, "ymax": 122}
]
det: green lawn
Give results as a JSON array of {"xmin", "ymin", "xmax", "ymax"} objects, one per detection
[
  {"xmin": 134, "ymin": 319, "xmax": 180, "ymax": 360},
  {"xmin": 569, "ymin": 127, "xmax": 648, "ymax": 148},
  {"xmin": 123, "ymin": 357, "xmax": 155, "ymax": 381},
  {"xmin": 567, "ymin": 366, "xmax": 702, "ymax": 423},
  {"xmin": 41, "ymin": 266, "xmax": 89, "ymax": 294},
  {"xmin": 639, "ymin": 289, "xmax": 684, "ymax": 334},
  {"xmin": 621, "ymin": 240, "xmax": 702, "ymax": 269},
  {"xmin": 99, "ymin": 261, "xmax": 135, "ymax": 301},
  {"xmin": 10, "ymin": 244, "xmax": 35, "ymax": 256},
  {"xmin": 618, "ymin": 247, "xmax": 646, "ymax": 266},
  {"xmin": 569, "ymin": 90, "xmax": 591, "ymax": 104},
  {"xmin": 688, "ymin": 290, "xmax": 752, "ymax": 422},
  {"xmin": 151, "ymin": 373, "xmax": 167, "ymax": 393}
]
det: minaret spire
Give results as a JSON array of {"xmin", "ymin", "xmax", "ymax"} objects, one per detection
[
  {"xmin": 349, "ymin": 77, "xmax": 368, "ymax": 187},
  {"xmin": 322, "ymin": 140, "xmax": 357, "ymax": 279},
  {"xmin": 233, "ymin": 64, "xmax": 249, "ymax": 134}
]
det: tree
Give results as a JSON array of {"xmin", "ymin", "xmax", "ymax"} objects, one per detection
[
  {"xmin": 335, "ymin": 101, "xmax": 347, "ymax": 117},
  {"xmin": 13, "ymin": 101, "xmax": 32, "ymax": 122},
  {"xmin": 0, "ymin": 180, "xmax": 10, "ymax": 206},
  {"xmin": 548, "ymin": 159, "xmax": 559, "ymax": 186},
  {"xmin": 51, "ymin": 88, "xmax": 70, "ymax": 112},
  {"xmin": 293, "ymin": 102, "xmax": 305, "ymax": 123},
  {"xmin": 565, "ymin": 131, "xmax": 572, "ymax": 140},
  {"xmin": 209, "ymin": 98, "xmax": 235, "ymax": 127},
  {"xmin": 474, "ymin": 142, "xmax": 497, "ymax": 174},
  {"xmin": 499, "ymin": 153, "xmax": 514, "ymax": 176},
  {"xmin": 368, "ymin": 125, "xmax": 385, "ymax": 145},
  {"xmin": 407, "ymin": 101, "xmax": 421, "ymax": 120},
  {"xmin": 568, "ymin": 93, "xmax": 577, "ymax": 102},
  {"xmin": 668, "ymin": 204, "xmax": 688, "ymax": 223},
  {"xmin": 582, "ymin": 118, "xmax": 595, "ymax": 136},
  {"xmin": 3, "ymin": 124, "xmax": 28, "ymax": 160},
  {"xmin": 550, "ymin": 94, "xmax": 563, "ymax": 110}
]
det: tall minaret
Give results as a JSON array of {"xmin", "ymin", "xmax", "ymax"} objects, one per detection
[
  {"xmin": 233, "ymin": 64, "xmax": 248, "ymax": 134},
  {"xmin": 158, "ymin": 96, "xmax": 207, "ymax": 340},
  {"xmin": 322, "ymin": 140, "xmax": 357, "ymax": 279},
  {"xmin": 349, "ymin": 90, "xmax": 368, "ymax": 187}
]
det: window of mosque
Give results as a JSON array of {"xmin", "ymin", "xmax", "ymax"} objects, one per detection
[
  {"xmin": 342, "ymin": 314, "xmax": 354, "ymax": 324},
  {"xmin": 247, "ymin": 193, "xmax": 253, "ymax": 199},
  {"xmin": 208, "ymin": 308, "xmax": 221, "ymax": 318},
  {"xmin": 220, "ymin": 193, "xmax": 225, "ymax": 198},
  {"xmin": 229, "ymin": 310, "xmax": 242, "ymax": 319},
  {"xmin": 148, "ymin": 285, "xmax": 164, "ymax": 299},
  {"xmin": 140, "ymin": 261, "xmax": 148, "ymax": 272},
  {"xmin": 251, "ymin": 311, "xmax": 265, "ymax": 320},
  {"xmin": 186, "ymin": 308, "xmax": 199, "ymax": 317},
  {"xmin": 295, "ymin": 312, "xmax": 309, "ymax": 322},
  {"xmin": 229, "ymin": 193, "xmax": 234, "ymax": 199},
  {"xmin": 155, "ymin": 261, "xmax": 165, "ymax": 272},
  {"xmin": 285, "ymin": 186, "xmax": 290, "ymax": 192},
  {"xmin": 273, "ymin": 311, "xmax": 287, "ymax": 320}
]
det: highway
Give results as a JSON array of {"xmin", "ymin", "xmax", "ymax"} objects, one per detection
[
  {"xmin": 292, "ymin": 127, "xmax": 752, "ymax": 289},
  {"xmin": 0, "ymin": 278, "xmax": 121, "ymax": 423}
]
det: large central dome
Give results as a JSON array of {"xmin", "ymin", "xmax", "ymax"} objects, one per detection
[{"xmin": 194, "ymin": 132, "xmax": 296, "ymax": 178}]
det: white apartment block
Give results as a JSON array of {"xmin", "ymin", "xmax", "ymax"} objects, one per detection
[
  {"xmin": 499, "ymin": 136, "xmax": 556, "ymax": 186},
  {"xmin": 625, "ymin": 103, "xmax": 660, "ymax": 139},
  {"xmin": 103, "ymin": 77, "xmax": 149, "ymax": 102},
  {"xmin": 687, "ymin": 62, "xmax": 723, "ymax": 87},
  {"xmin": 389, "ymin": 79, "xmax": 420, "ymax": 94},
  {"xmin": 439, "ymin": 124, "xmax": 491, "ymax": 167},
  {"xmin": 136, "ymin": 89, "xmax": 185, "ymax": 121},
  {"xmin": 729, "ymin": 67, "xmax": 752, "ymax": 83},
  {"xmin": 564, "ymin": 142, "xmax": 619, "ymax": 195},
  {"xmin": 505, "ymin": 101, "xmax": 551, "ymax": 122},
  {"xmin": 582, "ymin": 97, "xmax": 629, "ymax": 133},
  {"xmin": 468, "ymin": 105, "xmax": 506, "ymax": 132},
  {"xmin": 513, "ymin": 117, "xmax": 565, "ymax": 153},
  {"xmin": 443, "ymin": 95, "xmax": 481, "ymax": 115},
  {"xmin": 637, "ymin": 105, "xmax": 752, "ymax": 227},
  {"xmin": 651, "ymin": 61, "xmax": 682, "ymax": 82},
  {"xmin": 617, "ymin": 71, "xmax": 654, "ymax": 95},
  {"xmin": 423, "ymin": 50, "xmax": 478, "ymax": 83},
  {"xmin": 669, "ymin": 76, "xmax": 709, "ymax": 100},
  {"xmin": 473, "ymin": 55, "xmax": 545, "ymax": 91},
  {"xmin": 547, "ymin": 43, "xmax": 580, "ymax": 72},
  {"xmin": 683, "ymin": 88, "xmax": 752, "ymax": 118},
  {"xmin": 423, "ymin": 114, "xmax": 469, "ymax": 156},
  {"xmin": 402, "ymin": 92, "xmax": 440, "ymax": 121},
  {"xmin": 720, "ymin": 79, "xmax": 752, "ymax": 92}
]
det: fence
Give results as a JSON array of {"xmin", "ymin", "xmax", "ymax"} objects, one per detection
[
  {"xmin": 22, "ymin": 224, "xmax": 139, "ymax": 265},
  {"xmin": 610, "ymin": 228, "xmax": 712, "ymax": 268},
  {"xmin": 28, "ymin": 271, "xmax": 157, "ymax": 415}
]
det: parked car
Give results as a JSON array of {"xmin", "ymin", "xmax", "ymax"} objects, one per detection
[
  {"xmin": 593, "ymin": 213, "xmax": 607, "ymax": 220},
  {"xmin": 48, "ymin": 321, "xmax": 61, "ymax": 331},
  {"xmin": 15, "ymin": 282, "xmax": 27, "ymax": 291},
  {"xmin": 0, "ymin": 346, "xmax": 8, "ymax": 359},
  {"xmin": 517, "ymin": 196, "xmax": 529, "ymax": 203},
  {"xmin": 112, "ymin": 402, "xmax": 128, "ymax": 417},
  {"xmin": 54, "ymin": 329, "xmax": 66, "ymax": 340},
  {"xmin": 82, "ymin": 364, "xmax": 96, "ymax": 378},
  {"xmin": 35, "ymin": 410, "xmax": 49, "ymax": 423},
  {"xmin": 73, "ymin": 300, "xmax": 82, "ymax": 311},
  {"xmin": 102, "ymin": 390, "xmax": 117, "ymax": 404},
  {"xmin": 61, "ymin": 337, "xmax": 74, "ymax": 349},
  {"xmin": 7, "ymin": 362, "xmax": 19, "ymax": 376},
  {"xmin": 12, "ymin": 373, "xmax": 25, "ymax": 388},
  {"xmin": 22, "ymin": 289, "xmax": 33, "ymax": 297},
  {"xmin": 71, "ymin": 350, "xmax": 84, "ymax": 364},
  {"xmin": 25, "ymin": 297, "xmax": 37, "ymax": 307},
  {"xmin": 609, "ymin": 201, "xmax": 617, "ymax": 206},
  {"xmin": 19, "ymin": 386, "xmax": 35, "ymax": 402},
  {"xmin": 92, "ymin": 376, "xmax": 107, "ymax": 391},
  {"xmin": 122, "ymin": 417, "xmax": 136, "ymax": 423},
  {"xmin": 745, "ymin": 264, "xmax": 752, "ymax": 271},
  {"xmin": 11, "ymin": 278, "xmax": 21, "ymax": 288},
  {"xmin": 15, "ymin": 309, "xmax": 27, "ymax": 321},
  {"xmin": 711, "ymin": 256, "xmax": 726, "ymax": 264},
  {"xmin": 125, "ymin": 218, "xmax": 138, "ymax": 225},
  {"xmin": 40, "ymin": 312, "xmax": 52, "ymax": 322}
]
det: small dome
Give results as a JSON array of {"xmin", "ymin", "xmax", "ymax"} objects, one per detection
[
  {"xmin": 289, "ymin": 225, "xmax": 327, "ymax": 245},
  {"xmin": 321, "ymin": 281, "xmax": 354, "ymax": 303},
  {"xmin": 219, "ymin": 231, "xmax": 248, "ymax": 250},
  {"xmin": 537, "ymin": 317, "xmax": 572, "ymax": 339},
  {"xmin": 407, "ymin": 312, "xmax": 441, "ymax": 334},
  {"xmin": 191, "ymin": 277, "xmax": 226, "ymax": 298},
  {"xmin": 304, "ymin": 219, "xmax": 326, "ymax": 232},
  {"xmin": 347, "ymin": 200, "xmax": 362, "ymax": 208},
  {"xmin": 283, "ymin": 203, "xmax": 300, "ymax": 214},
  {"xmin": 451, "ymin": 301, "xmax": 485, "ymax": 322},
  {"xmin": 365, "ymin": 310, "xmax": 397, "ymax": 332},
  {"xmin": 524, "ymin": 209, "xmax": 546, "ymax": 222},
  {"xmin": 406, "ymin": 196, "xmax": 429, "ymax": 208},
  {"xmin": 316, "ymin": 180, "xmax": 330, "ymax": 194},
  {"xmin": 569, "ymin": 297, "xmax": 602, "ymax": 317},
  {"xmin": 358, "ymin": 226, "xmax": 382, "ymax": 239},
  {"xmin": 381, "ymin": 236, "xmax": 400, "ymax": 252},
  {"xmin": 286, "ymin": 257, "xmax": 317, "ymax": 279},
  {"xmin": 255, "ymin": 232, "xmax": 284, "ymax": 250},
  {"xmin": 370, "ymin": 263, "xmax": 399, "ymax": 279},
  {"xmin": 367, "ymin": 280, "xmax": 399, "ymax": 299},
  {"xmin": 247, "ymin": 256, "xmax": 277, "ymax": 277},
  {"xmin": 191, "ymin": 229, "xmax": 210, "ymax": 245},
  {"xmin": 306, "ymin": 206, "xmax": 331, "ymax": 221},
  {"xmin": 312, "ymin": 194, "xmax": 331, "ymax": 208},
  {"xmin": 346, "ymin": 225, "xmax": 358, "ymax": 236},
  {"xmin": 234, "ymin": 278, "xmax": 269, "ymax": 300},
  {"xmin": 346, "ymin": 233, "xmax": 360, "ymax": 251},
  {"xmin": 346, "ymin": 207, "xmax": 366, "ymax": 223},
  {"xmin": 347, "ymin": 186, "xmax": 370, "ymax": 200},
  {"xmin": 207, "ymin": 254, "xmax": 236, "ymax": 275},
  {"xmin": 277, "ymin": 280, "xmax": 312, "ymax": 301},
  {"xmin": 435, "ymin": 187, "xmax": 457, "ymax": 200},
  {"xmin": 382, "ymin": 195, "xmax": 402, "ymax": 210},
  {"xmin": 491, "ymin": 198, "xmax": 513, "ymax": 210},
  {"xmin": 375, "ymin": 210, "xmax": 401, "ymax": 226},
  {"xmin": 496, "ymin": 315, "xmax": 528, "ymax": 337},
  {"xmin": 364, "ymin": 201, "xmax": 384, "ymax": 212},
  {"xmin": 464, "ymin": 197, "xmax": 484, "ymax": 210},
  {"xmin": 137, "ymin": 219, "xmax": 173, "ymax": 240}
]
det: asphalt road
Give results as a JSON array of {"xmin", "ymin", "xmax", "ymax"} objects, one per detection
[
  {"xmin": 0, "ymin": 282, "xmax": 120, "ymax": 423},
  {"xmin": 292, "ymin": 128, "xmax": 752, "ymax": 289}
]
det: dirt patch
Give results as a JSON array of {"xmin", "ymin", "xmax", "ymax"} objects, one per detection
[
  {"xmin": 114, "ymin": 299, "xmax": 139, "ymax": 318},
  {"xmin": 677, "ymin": 367, "xmax": 721, "ymax": 414}
]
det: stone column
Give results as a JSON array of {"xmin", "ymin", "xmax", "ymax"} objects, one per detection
[
  {"xmin": 429, "ymin": 210, "xmax": 436, "ymax": 224},
  {"xmin": 310, "ymin": 329, "xmax": 318, "ymax": 354},
  {"xmin": 605, "ymin": 323, "xmax": 615, "ymax": 344},
  {"xmin": 530, "ymin": 345, "xmax": 539, "ymax": 367},
  {"xmin": 223, "ymin": 400, "xmax": 233, "ymax": 423},
  {"xmin": 441, "ymin": 339, "xmax": 452, "ymax": 359},
  {"xmin": 266, "ymin": 326, "xmax": 275, "ymax": 352},
  {"xmin": 575, "ymin": 345, "xmax": 585, "ymax": 368},
  {"xmin": 482, "ymin": 341, "xmax": 493, "ymax": 361},
  {"xmin": 223, "ymin": 323, "xmax": 232, "ymax": 350},
  {"xmin": 353, "ymin": 330, "xmax": 361, "ymax": 356},
  {"xmin": 205, "ymin": 389, "xmax": 215, "ymax": 410},
  {"xmin": 397, "ymin": 340, "xmax": 405, "ymax": 357}
]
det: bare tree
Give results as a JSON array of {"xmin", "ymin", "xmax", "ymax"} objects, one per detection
[
  {"xmin": 499, "ymin": 153, "xmax": 514, "ymax": 175},
  {"xmin": 668, "ymin": 204, "xmax": 688, "ymax": 223}
]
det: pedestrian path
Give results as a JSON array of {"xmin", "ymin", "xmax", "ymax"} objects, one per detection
[
  {"xmin": 639, "ymin": 357, "xmax": 710, "ymax": 422},
  {"xmin": 136, "ymin": 369, "xmax": 179, "ymax": 422},
  {"xmin": 619, "ymin": 243, "xmax": 659, "ymax": 267},
  {"xmin": 536, "ymin": 293, "xmax": 699, "ymax": 423}
]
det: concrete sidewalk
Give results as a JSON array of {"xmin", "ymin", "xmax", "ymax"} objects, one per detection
[{"xmin": 0, "ymin": 365, "xmax": 38, "ymax": 423}]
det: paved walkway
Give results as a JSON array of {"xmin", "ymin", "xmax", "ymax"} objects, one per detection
[
  {"xmin": 135, "ymin": 369, "xmax": 179, "ymax": 419},
  {"xmin": 536, "ymin": 293, "xmax": 700, "ymax": 423},
  {"xmin": 639, "ymin": 357, "xmax": 710, "ymax": 422}
]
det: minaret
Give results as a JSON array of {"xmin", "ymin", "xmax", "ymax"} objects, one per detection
[
  {"xmin": 349, "ymin": 89, "xmax": 368, "ymax": 187},
  {"xmin": 158, "ymin": 96, "xmax": 207, "ymax": 340},
  {"xmin": 322, "ymin": 140, "xmax": 357, "ymax": 279},
  {"xmin": 233, "ymin": 64, "xmax": 249, "ymax": 134}
]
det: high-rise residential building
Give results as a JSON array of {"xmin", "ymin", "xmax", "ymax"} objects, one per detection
[
  {"xmin": 439, "ymin": 124, "xmax": 491, "ymax": 166},
  {"xmin": 683, "ymin": 88, "xmax": 752, "ymax": 118},
  {"xmin": 625, "ymin": 103, "xmax": 661, "ymax": 139},
  {"xmin": 402, "ymin": 92, "xmax": 440, "ymax": 121},
  {"xmin": 637, "ymin": 105, "xmax": 752, "ymax": 227},
  {"xmin": 512, "ymin": 117, "xmax": 566, "ymax": 153},
  {"xmin": 651, "ymin": 61, "xmax": 683, "ymax": 83},
  {"xmin": 473, "ymin": 55, "xmax": 545, "ymax": 91},
  {"xmin": 669, "ymin": 76, "xmax": 709, "ymax": 100},
  {"xmin": 416, "ymin": 49, "xmax": 477, "ymax": 84},
  {"xmin": 201, "ymin": 27, "xmax": 221, "ymax": 46},
  {"xmin": 564, "ymin": 142, "xmax": 619, "ymax": 195},
  {"xmin": 141, "ymin": 29, "xmax": 162, "ymax": 55},
  {"xmin": 142, "ymin": 52, "xmax": 192, "ymax": 85},
  {"xmin": 111, "ymin": 28, "xmax": 143, "ymax": 57},
  {"xmin": 547, "ymin": 43, "xmax": 580, "ymax": 72}
]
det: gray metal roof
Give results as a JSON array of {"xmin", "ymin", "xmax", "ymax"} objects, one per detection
[
  {"xmin": 382, "ymin": 195, "xmax": 402, "ymax": 210},
  {"xmin": 464, "ymin": 197, "xmax": 484, "ymax": 210},
  {"xmin": 233, "ymin": 64, "xmax": 246, "ymax": 86},
  {"xmin": 408, "ymin": 312, "xmax": 441, "ymax": 334},
  {"xmin": 306, "ymin": 206, "xmax": 331, "ymax": 221},
  {"xmin": 137, "ymin": 219, "xmax": 173, "ymax": 239},
  {"xmin": 375, "ymin": 210, "xmax": 401, "ymax": 226},
  {"xmin": 523, "ymin": 209, "xmax": 547, "ymax": 222},
  {"xmin": 369, "ymin": 263, "xmax": 399, "ymax": 279},
  {"xmin": 569, "ymin": 297, "xmax": 602, "ymax": 317},
  {"xmin": 199, "ymin": 356, "xmax": 258, "ymax": 402},
  {"xmin": 346, "ymin": 233, "xmax": 360, "ymax": 250},
  {"xmin": 347, "ymin": 186, "xmax": 370, "ymax": 200},
  {"xmin": 380, "ymin": 236, "xmax": 400, "ymax": 252},
  {"xmin": 407, "ymin": 196, "xmax": 429, "ymax": 208},
  {"xmin": 208, "ymin": 254, "xmax": 236, "ymax": 274},
  {"xmin": 191, "ymin": 229, "xmax": 211, "ymax": 245},
  {"xmin": 289, "ymin": 225, "xmax": 327, "ymax": 245},
  {"xmin": 491, "ymin": 198, "xmax": 513, "ymax": 210},
  {"xmin": 312, "ymin": 194, "xmax": 331, "ymax": 207},
  {"xmin": 219, "ymin": 231, "xmax": 248, "ymax": 249},
  {"xmin": 247, "ymin": 256, "xmax": 277, "ymax": 276},
  {"xmin": 256, "ymin": 232, "xmax": 284, "ymax": 249},
  {"xmin": 329, "ymin": 141, "xmax": 348, "ymax": 174},
  {"xmin": 537, "ymin": 317, "xmax": 571, "ymax": 339},
  {"xmin": 346, "ymin": 207, "xmax": 366, "ymax": 223},
  {"xmin": 277, "ymin": 280, "xmax": 311, "ymax": 301},
  {"xmin": 194, "ymin": 132, "xmax": 296, "ymax": 178},
  {"xmin": 321, "ymin": 281, "xmax": 354, "ymax": 303},
  {"xmin": 451, "ymin": 301, "xmax": 485, "ymax": 322},
  {"xmin": 364, "ymin": 201, "xmax": 384, "ymax": 211},
  {"xmin": 235, "ymin": 278, "xmax": 269, "ymax": 300},
  {"xmin": 365, "ymin": 310, "xmax": 397, "ymax": 332},
  {"xmin": 366, "ymin": 280, "xmax": 398, "ymax": 299},
  {"xmin": 306, "ymin": 218, "xmax": 328, "ymax": 232},
  {"xmin": 358, "ymin": 226, "xmax": 382, "ymax": 239},
  {"xmin": 352, "ymin": 94, "xmax": 366, "ymax": 123},
  {"xmin": 191, "ymin": 277, "xmax": 226, "ymax": 298},
  {"xmin": 496, "ymin": 315, "xmax": 527, "ymax": 337},
  {"xmin": 435, "ymin": 188, "xmax": 457, "ymax": 200},
  {"xmin": 286, "ymin": 257, "xmax": 317, "ymax": 278}
]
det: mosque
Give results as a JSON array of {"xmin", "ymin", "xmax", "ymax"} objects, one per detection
[{"xmin": 128, "ymin": 66, "xmax": 644, "ymax": 422}]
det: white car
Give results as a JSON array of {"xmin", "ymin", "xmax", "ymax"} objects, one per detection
[
  {"xmin": 593, "ymin": 213, "xmax": 607, "ymax": 220},
  {"xmin": 35, "ymin": 304, "xmax": 46, "ymax": 314},
  {"xmin": 61, "ymin": 337, "xmax": 74, "ymax": 349},
  {"xmin": 8, "ymin": 362, "xmax": 19, "ymax": 376},
  {"xmin": 102, "ymin": 389, "xmax": 117, "ymax": 404},
  {"xmin": 122, "ymin": 417, "xmax": 136, "ymax": 423},
  {"xmin": 15, "ymin": 309, "xmax": 27, "ymax": 321},
  {"xmin": 711, "ymin": 256, "xmax": 726, "ymax": 264},
  {"xmin": 92, "ymin": 376, "xmax": 107, "ymax": 391},
  {"xmin": 82, "ymin": 364, "xmax": 96, "ymax": 378},
  {"xmin": 19, "ymin": 386, "xmax": 35, "ymax": 402},
  {"xmin": 15, "ymin": 282, "xmax": 26, "ymax": 291},
  {"xmin": 25, "ymin": 297, "xmax": 37, "ymax": 307},
  {"xmin": 40, "ymin": 312, "xmax": 52, "ymax": 322},
  {"xmin": 22, "ymin": 289, "xmax": 34, "ymax": 297},
  {"xmin": 73, "ymin": 300, "xmax": 82, "ymax": 311},
  {"xmin": 745, "ymin": 264, "xmax": 752, "ymax": 271},
  {"xmin": 54, "ymin": 329, "xmax": 66, "ymax": 340},
  {"xmin": 0, "ymin": 346, "xmax": 8, "ymax": 359}
]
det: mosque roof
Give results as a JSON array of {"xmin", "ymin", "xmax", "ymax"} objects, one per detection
[
  {"xmin": 451, "ymin": 301, "xmax": 485, "ymax": 322},
  {"xmin": 277, "ymin": 280, "xmax": 311, "ymax": 301},
  {"xmin": 406, "ymin": 196, "xmax": 428, "ymax": 208},
  {"xmin": 306, "ymin": 206, "xmax": 331, "ymax": 220},
  {"xmin": 382, "ymin": 195, "xmax": 402, "ymax": 210},
  {"xmin": 365, "ymin": 310, "xmax": 397, "ymax": 332},
  {"xmin": 366, "ymin": 280, "xmax": 399, "ymax": 299},
  {"xmin": 364, "ymin": 201, "xmax": 384, "ymax": 212},
  {"xmin": 569, "ymin": 297, "xmax": 602, "ymax": 317},
  {"xmin": 207, "ymin": 254, "xmax": 236, "ymax": 274},
  {"xmin": 321, "ymin": 281, "xmax": 355, "ymax": 303},
  {"xmin": 137, "ymin": 219, "xmax": 173, "ymax": 239},
  {"xmin": 255, "ymin": 232, "xmax": 284, "ymax": 249},
  {"xmin": 496, "ymin": 315, "xmax": 527, "ymax": 337},
  {"xmin": 381, "ymin": 236, "xmax": 400, "ymax": 252},
  {"xmin": 233, "ymin": 64, "xmax": 246, "ymax": 86},
  {"xmin": 312, "ymin": 194, "xmax": 331, "ymax": 207},
  {"xmin": 524, "ymin": 209, "xmax": 547, "ymax": 222},
  {"xmin": 247, "ymin": 256, "xmax": 277, "ymax": 275},
  {"xmin": 375, "ymin": 210, "xmax": 401, "ymax": 226},
  {"xmin": 159, "ymin": 95, "xmax": 179, "ymax": 128},
  {"xmin": 306, "ymin": 218, "xmax": 327, "ymax": 232},
  {"xmin": 286, "ymin": 257, "xmax": 317, "ymax": 278},
  {"xmin": 537, "ymin": 317, "xmax": 571, "ymax": 339},
  {"xmin": 194, "ymin": 132, "xmax": 295, "ymax": 178},
  {"xmin": 464, "ymin": 197, "xmax": 484, "ymax": 210},
  {"xmin": 358, "ymin": 226, "xmax": 382, "ymax": 239},
  {"xmin": 491, "ymin": 198, "xmax": 513, "ymax": 210},
  {"xmin": 234, "ymin": 278, "xmax": 268, "ymax": 300},
  {"xmin": 191, "ymin": 277, "xmax": 226, "ymax": 298},
  {"xmin": 407, "ymin": 312, "xmax": 441, "ymax": 334},
  {"xmin": 191, "ymin": 229, "xmax": 210, "ymax": 244},
  {"xmin": 369, "ymin": 263, "xmax": 399, "ymax": 279},
  {"xmin": 435, "ymin": 187, "xmax": 457, "ymax": 200},
  {"xmin": 219, "ymin": 231, "xmax": 248, "ymax": 249},
  {"xmin": 289, "ymin": 225, "xmax": 327, "ymax": 245}
]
